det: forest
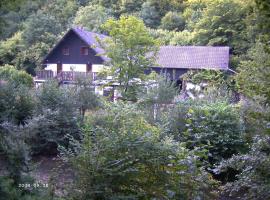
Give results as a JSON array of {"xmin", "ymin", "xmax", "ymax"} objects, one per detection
[{"xmin": 0, "ymin": 0, "xmax": 270, "ymax": 199}]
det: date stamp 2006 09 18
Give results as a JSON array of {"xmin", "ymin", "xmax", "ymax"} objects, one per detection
[{"xmin": 18, "ymin": 182, "xmax": 49, "ymax": 189}]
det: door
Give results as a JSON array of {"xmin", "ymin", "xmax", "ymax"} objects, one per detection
[
  {"xmin": 86, "ymin": 63, "xmax": 92, "ymax": 72},
  {"xmin": 57, "ymin": 62, "xmax": 62, "ymax": 74}
]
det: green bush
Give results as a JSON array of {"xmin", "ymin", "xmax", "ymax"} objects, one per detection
[
  {"xmin": 0, "ymin": 122, "xmax": 29, "ymax": 183},
  {"xmin": 0, "ymin": 82, "xmax": 35, "ymax": 125},
  {"xmin": 62, "ymin": 103, "xmax": 218, "ymax": 200},
  {"xmin": 165, "ymin": 99, "xmax": 247, "ymax": 165},
  {"xmin": 27, "ymin": 81, "xmax": 81, "ymax": 155},
  {"xmin": 138, "ymin": 75, "xmax": 178, "ymax": 123},
  {"xmin": 217, "ymin": 135, "xmax": 270, "ymax": 199},
  {"xmin": 0, "ymin": 65, "xmax": 33, "ymax": 87},
  {"xmin": 160, "ymin": 11, "xmax": 185, "ymax": 31}
]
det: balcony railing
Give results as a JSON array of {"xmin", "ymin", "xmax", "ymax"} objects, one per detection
[
  {"xmin": 35, "ymin": 70, "xmax": 93, "ymax": 82},
  {"xmin": 35, "ymin": 70, "xmax": 54, "ymax": 80},
  {"xmin": 57, "ymin": 71, "xmax": 93, "ymax": 82}
]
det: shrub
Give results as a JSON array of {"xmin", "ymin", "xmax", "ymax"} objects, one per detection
[
  {"xmin": 160, "ymin": 11, "xmax": 185, "ymax": 31},
  {"xmin": 62, "ymin": 103, "xmax": 218, "ymax": 199},
  {"xmin": 165, "ymin": 98, "xmax": 247, "ymax": 165},
  {"xmin": 0, "ymin": 122, "xmax": 29, "ymax": 183},
  {"xmin": 74, "ymin": 76, "xmax": 102, "ymax": 119},
  {"xmin": 27, "ymin": 81, "xmax": 81, "ymax": 155},
  {"xmin": 138, "ymin": 75, "xmax": 178, "ymax": 123},
  {"xmin": 0, "ymin": 82, "xmax": 35, "ymax": 125},
  {"xmin": 216, "ymin": 135, "xmax": 270, "ymax": 199},
  {"xmin": 0, "ymin": 65, "xmax": 33, "ymax": 87}
]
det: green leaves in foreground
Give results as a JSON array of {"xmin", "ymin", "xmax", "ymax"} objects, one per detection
[{"xmin": 63, "ymin": 103, "xmax": 218, "ymax": 200}]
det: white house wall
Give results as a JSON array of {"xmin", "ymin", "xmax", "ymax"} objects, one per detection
[
  {"xmin": 45, "ymin": 64, "xmax": 104, "ymax": 73},
  {"xmin": 45, "ymin": 64, "xmax": 57, "ymax": 76},
  {"xmin": 62, "ymin": 64, "xmax": 87, "ymax": 72}
]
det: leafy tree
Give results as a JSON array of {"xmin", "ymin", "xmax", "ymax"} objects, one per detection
[
  {"xmin": 101, "ymin": 0, "xmax": 121, "ymax": 13},
  {"xmin": 160, "ymin": 11, "xmax": 185, "ymax": 31},
  {"xmin": 140, "ymin": 1, "xmax": 162, "ymax": 28},
  {"xmin": 0, "ymin": 82, "xmax": 35, "ymax": 125},
  {"xmin": 255, "ymin": 0, "xmax": 270, "ymax": 39},
  {"xmin": 0, "ymin": 32, "xmax": 23, "ymax": 66},
  {"xmin": 169, "ymin": 30, "xmax": 195, "ymax": 45},
  {"xmin": 22, "ymin": 11, "xmax": 61, "ymax": 46},
  {"xmin": 192, "ymin": 0, "xmax": 250, "ymax": 54},
  {"xmin": 236, "ymin": 42, "xmax": 270, "ymax": 104},
  {"xmin": 149, "ymin": 29, "xmax": 176, "ymax": 45},
  {"xmin": 140, "ymin": 0, "xmax": 185, "ymax": 28},
  {"xmin": 0, "ymin": 65, "xmax": 33, "ymax": 87},
  {"xmin": 74, "ymin": 76, "xmax": 102, "ymax": 119},
  {"xmin": 30, "ymin": 80, "xmax": 81, "ymax": 155},
  {"xmin": 182, "ymin": 0, "xmax": 208, "ymax": 31},
  {"xmin": 44, "ymin": 0, "xmax": 78, "ymax": 29},
  {"xmin": 0, "ymin": 122, "xmax": 29, "ymax": 183},
  {"xmin": 101, "ymin": 16, "xmax": 159, "ymax": 100},
  {"xmin": 119, "ymin": 0, "xmax": 144, "ymax": 14},
  {"xmin": 184, "ymin": 101, "xmax": 247, "ymax": 165},
  {"xmin": 138, "ymin": 75, "xmax": 178, "ymax": 123},
  {"xmin": 73, "ymin": 4, "xmax": 110, "ymax": 33}
]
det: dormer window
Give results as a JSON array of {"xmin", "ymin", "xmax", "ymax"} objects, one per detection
[
  {"xmin": 81, "ymin": 47, "xmax": 89, "ymax": 55},
  {"xmin": 62, "ymin": 47, "xmax": 69, "ymax": 55}
]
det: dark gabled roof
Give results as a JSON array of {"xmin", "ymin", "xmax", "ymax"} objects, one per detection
[
  {"xmin": 43, "ymin": 27, "xmax": 109, "ymax": 63},
  {"xmin": 72, "ymin": 27, "xmax": 109, "ymax": 61},
  {"xmin": 156, "ymin": 46, "xmax": 229, "ymax": 70},
  {"xmin": 44, "ymin": 27, "xmax": 229, "ymax": 70}
]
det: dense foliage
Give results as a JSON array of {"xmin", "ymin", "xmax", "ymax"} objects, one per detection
[
  {"xmin": 0, "ymin": 0, "xmax": 270, "ymax": 199},
  {"xmin": 100, "ymin": 16, "xmax": 159, "ymax": 100},
  {"xmin": 62, "ymin": 103, "xmax": 218, "ymax": 200}
]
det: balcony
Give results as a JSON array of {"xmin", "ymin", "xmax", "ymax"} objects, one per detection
[{"xmin": 34, "ymin": 70, "xmax": 93, "ymax": 83}]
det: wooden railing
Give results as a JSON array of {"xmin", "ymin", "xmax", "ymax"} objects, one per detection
[
  {"xmin": 57, "ymin": 71, "xmax": 93, "ymax": 82},
  {"xmin": 35, "ymin": 70, "xmax": 94, "ymax": 83},
  {"xmin": 35, "ymin": 70, "xmax": 54, "ymax": 80}
]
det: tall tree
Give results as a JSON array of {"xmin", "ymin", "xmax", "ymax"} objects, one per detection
[
  {"xmin": 73, "ymin": 4, "xmax": 110, "ymax": 33},
  {"xmin": 192, "ymin": 0, "xmax": 250, "ymax": 54},
  {"xmin": 101, "ymin": 16, "xmax": 159, "ymax": 100},
  {"xmin": 236, "ymin": 42, "xmax": 270, "ymax": 104}
]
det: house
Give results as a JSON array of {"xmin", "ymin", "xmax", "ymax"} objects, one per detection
[{"xmin": 36, "ymin": 27, "xmax": 230, "ymax": 96}]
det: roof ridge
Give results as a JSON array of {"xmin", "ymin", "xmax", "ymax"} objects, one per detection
[{"xmin": 72, "ymin": 27, "xmax": 108, "ymax": 38}]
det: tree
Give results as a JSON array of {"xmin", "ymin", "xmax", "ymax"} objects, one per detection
[
  {"xmin": 236, "ymin": 42, "xmax": 270, "ymax": 104},
  {"xmin": 140, "ymin": 0, "xmax": 185, "ymax": 28},
  {"xmin": 255, "ymin": 0, "xmax": 270, "ymax": 39},
  {"xmin": 217, "ymin": 135, "xmax": 270, "ymax": 199},
  {"xmin": 0, "ymin": 32, "xmax": 23, "ymax": 66},
  {"xmin": 30, "ymin": 80, "xmax": 81, "ymax": 155},
  {"xmin": 140, "ymin": 1, "xmax": 162, "ymax": 28},
  {"xmin": 0, "ymin": 65, "xmax": 33, "ymax": 87},
  {"xmin": 101, "ymin": 16, "xmax": 159, "ymax": 100},
  {"xmin": 44, "ymin": 0, "xmax": 78, "ymax": 29},
  {"xmin": 192, "ymin": 0, "xmax": 250, "ymax": 54},
  {"xmin": 138, "ymin": 75, "xmax": 178, "ymax": 122},
  {"xmin": 74, "ymin": 76, "xmax": 102, "ymax": 119},
  {"xmin": 73, "ymin": 4, "xmax": 110, "ymax": 33},
  {"xmin": 120, "ymin": 0, "xmax": 144, "ymax": 13},
  {"xmin": 22, "ymin": 11, "xmax": 61, "ymax": 46},
  {"xmin": 0, "ymin": 82, "xmax": 35, "ymax": 125},
  {"xmin": 160, "ymin": 11, "xmax": 185, "ymax": 31}
]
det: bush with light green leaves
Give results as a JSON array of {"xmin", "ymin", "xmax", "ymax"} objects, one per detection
[{"xmin": 62, "ymin": 103, "xmax": 218, "ymax": 200}]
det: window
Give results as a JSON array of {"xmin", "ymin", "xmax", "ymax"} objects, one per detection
[
  {"xmin": 81, "ymin": 47, "xmax": 89, "ymax": 55},
  {"xmin": 62, "ymin": 47, "xmax": 69, "ymax": 55}
]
